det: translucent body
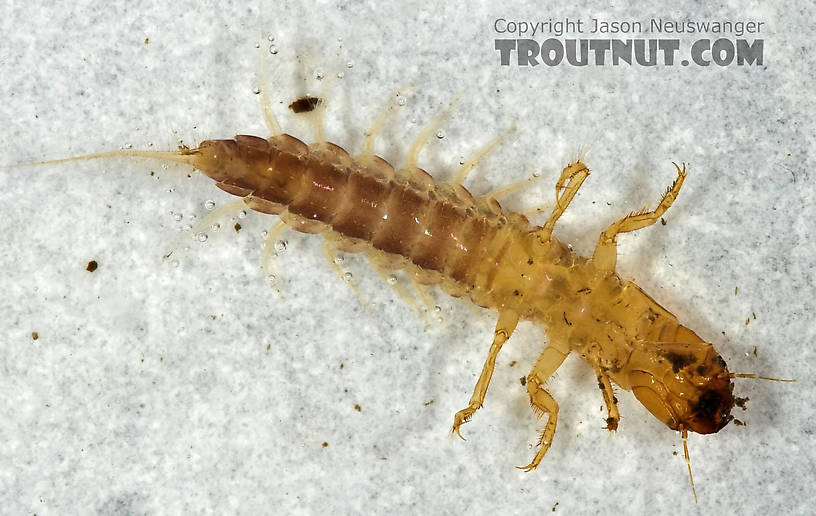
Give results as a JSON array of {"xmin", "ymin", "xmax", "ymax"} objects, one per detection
[
  {"xmin": 11, "ymin": 44, "xmax": 793, "ymax": 504},
  {"xmin": 185, "ymin": 133, "xmax": 735, "ymax": 441}
]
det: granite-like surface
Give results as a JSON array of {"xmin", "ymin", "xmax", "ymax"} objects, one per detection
[{"xmin": 1, "ymin": 1, "xmax": 813, "ymax": 514}]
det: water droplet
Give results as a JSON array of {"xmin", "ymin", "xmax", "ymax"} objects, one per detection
[
  {"xmin": 532, "ymin": 171, "xmax": 541, "ymax": 178},
  {"xmin": 274, "ymin": 240, "xmax": 288, "ymax": 252},
  {"xmin": 343, "ymin": 272, "xmax": 353, "ymax": 282},
  {"xmin": 204, "ymin": 199, "xmax": 216, "ymax": 210},
  {"xmin": 337, "ymin": 36, "xmax": 343, "ymax": 42},
  {"xmin": 434, "ymin": 306, "xmax": 442, "ymax": 313},
  {"xmin": 267, "ymin": 34, "xmax": 275, "ymax": 42},
  {"xmin": 387, "ymin": 275, "xmax": 397, "ymax": 285},
  {"xmin": 124, "ymin": 143, "xmax": 133, "ymax": 149},
  {"xmin": 346, "ymin": 60, "xmax": 354, "ymax": 68},
  {"xmin": 334, "ymin": 256, "xmax": 344, "ymax": 264},
  {"xmin": 255, "ymin": 42, "xmax": 260, "ymax": 49},
  {"xmin": 211, "ymin": 223, "xmax": 220, "ymax": 231},
  {"xmin": 269, "ymin": 45, "xmax": 278, "ymax": 55},
  {"xmin": 196, "ymin": 232, "xmax": 208, "ymax": 242},
  {"xmin": 435, "ymin": 129, "xmax": 446, "ymax": 139},
  {"xmin": 173, "ymin": 213, "xmax": 183, "ymax": 222},
  {"xmin": 314, "ymin": 69, "xmax": 325, "ymax": 80},
  {"xmin": 437, "ymin": 316, "xmax": 444, "ymax": 323},
  {"xmin": 253, "ymin": 86, "xmax": 261, "ymax": 95},
  {"xmin": 336, "ymin": 71, "xmax": 345, "ymax": 79},
  {"xmin": 261, "ymin": 230, "xmax": 268, "ymax": 238},
  {"xmin": 182, "ymin": 224, "xmax": 192, "ymax": 231},
  {"xmin": 238, "ymin": 210, "xmax": 247, "ymax": 219},
  {"xmin": 459, "ymin": 158, "xmax": 465, "ymax": 165},
  {"xmin": 397, "ymin": 96, "xmax": 407, "ymax": 106}
]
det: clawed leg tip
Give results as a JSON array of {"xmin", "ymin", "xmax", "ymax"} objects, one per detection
[
  {"xmin": 449, "ymin": 426, "xmax": 467, "ymax": 441},
  {"xmin": 451, "ymin": 409, "xmax": 475, "ymax": 440},
  {"xmin": 671, "ymin": 161, "xmax": 688, "ymax": 175}
]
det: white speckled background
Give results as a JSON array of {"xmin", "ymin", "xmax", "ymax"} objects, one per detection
[{"xmin": 1, "ymin": 1, "xmax": 813, "ymax": 514}]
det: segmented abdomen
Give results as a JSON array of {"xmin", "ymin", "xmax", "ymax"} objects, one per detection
[{"xmin": 195, "ymin": 133, "xmax": 526, "ymax": 300}]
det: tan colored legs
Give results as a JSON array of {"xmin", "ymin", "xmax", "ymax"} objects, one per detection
[
  {"xmin": 535, "ymin": 161, "xmax": 590, "ymax": 241},
  {"xmin": 592, "ymin": 163, "xmax": 686, "ymax": 270},
  {"xmin": 518, "ymin": 344, "xmax": 568, "ymax": 471},
  {"xmin": 451, "ymin": 309, "xmax": 520, "ymax": 438}
]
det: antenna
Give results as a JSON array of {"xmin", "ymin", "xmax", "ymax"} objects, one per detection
[{"xmin": 680, "ymin": 425, "xmax": 698, "ymax": 504}]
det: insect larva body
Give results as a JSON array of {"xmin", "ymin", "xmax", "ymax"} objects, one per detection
[
  {"xmin": 14, "ymin": 46, "xmax": 789, "ymax": 503},
  {"xmin": 178, "ymin": 130, "xmax": 734, "ymax": 453},
  {"xmin": 197, "ymin": 133, "xmax": 533, "ymax": 305}
]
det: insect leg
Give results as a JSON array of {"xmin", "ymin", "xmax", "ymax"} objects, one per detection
[
  {"xmin": 322, "ymin": 240, "xmax": 373, "ymax": 314},
  {"xmin": 450, "ymin": 128, "xmax": 512, "ymax": 185},
  {"xmin": 583, "ymin": 344, "xmax": 621, "ymax": 431},
  {"xmin": 256, "ymin": 35, "xmax": 282, "ymax": 137},
  {"xmin": 162, "ymin": 198, "xmax": 249, "ymax": 262},
  {"xmin": 411, "ymin": 280, "xmax": 436, "ymax": 313},
  {"xmin": 451, "ymin": 309, "xmax": 520, "ymax": 439},
  {"xmin": 518, "ymin": 344, "xmax": 569, "ymax": 471},
  {"xmin": 360, "ymin": 90, "xmax": 407, "ymax": 156},
  {"xmin": 592, "ymin": 162, "xmax": 686, "ymax": 270},
  {"xmin": 309, "ymin": 77, "xmax": 331, "ymax": 142},
  {"xmin": 535, "ymin": 161, "xmax": 590, "ymax": 241},
  {"xmin": 370, "ymin": 264, "xmax": 425, "ymax": 321},
  {"xmin": 261, "ymin": 220, "xmax": 289, "ymax": 278},
  {"xmin": 482, "ymin": 173, "xmax": 543, "ymax": 202},
  {"xmin": 596, "ymin": 371, "xmax": 620, "ymax": 432},
  {"xmin": 403, "ymin": 97, "xmax": 458, "ymax": 170},
  {"xmin": 186, "ymin": 198, "xmax": 248, "ymax": 238}
]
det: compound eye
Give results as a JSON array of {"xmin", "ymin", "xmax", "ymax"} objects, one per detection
[{"xmin": 630, "ymin": 370, "xmax": 679, "ymax": 429}]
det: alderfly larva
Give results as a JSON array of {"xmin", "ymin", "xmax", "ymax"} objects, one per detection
[{"xmin": 13, "ymin": 46, "xmax": 792, "ymax": 503}]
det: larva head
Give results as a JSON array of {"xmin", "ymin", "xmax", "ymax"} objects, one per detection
[{"xmin": 629, "ymin": 342, "xmax": 735, "ymax": 434}]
